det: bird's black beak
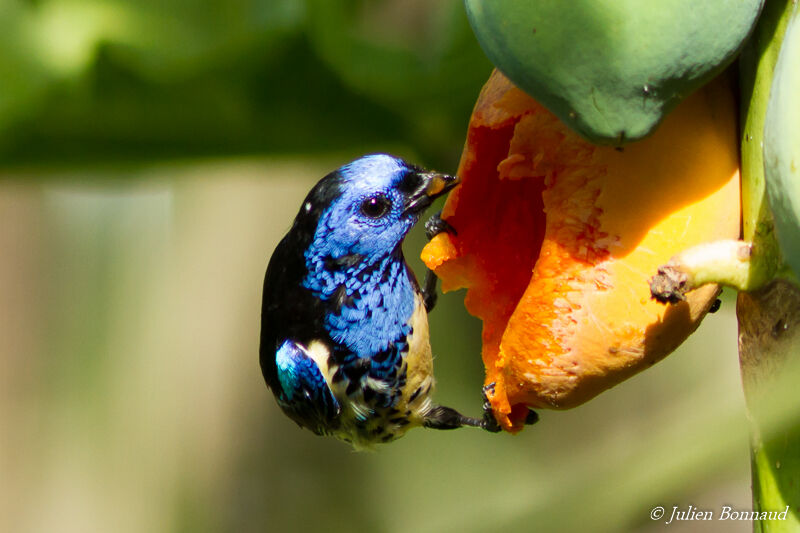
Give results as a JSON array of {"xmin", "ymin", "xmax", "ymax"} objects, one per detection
[{"xmin": 404, "ymin": 171, "xmax": 461, "ymax": 215}]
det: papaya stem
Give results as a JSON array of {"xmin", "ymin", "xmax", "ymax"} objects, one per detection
[
  {"xmin": 738, "ymin": 0, "xmax": 800, "ymax": 530},
  {"xmin": 649, "ymin": 240, "xmax": 779, "ymax": 303}
]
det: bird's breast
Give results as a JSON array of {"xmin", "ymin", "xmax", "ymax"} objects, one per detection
[
  {"xmin": 323, "ymin": 293, "xmax": 436, "ymax": 448},
  {"xmin": 322, "ymin": 257, "xmax": 416, "ymax": 357},
  {"xmin": 398, "ymin": 293, "xmax": 435, "ymax": 415}
]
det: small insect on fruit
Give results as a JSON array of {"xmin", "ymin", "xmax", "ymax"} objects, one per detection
[{"xmin": 259, "ymin": 154, "xmax": 537, "ymax": 449}]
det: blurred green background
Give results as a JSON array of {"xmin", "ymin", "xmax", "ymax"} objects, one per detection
[{"xmin": 1, "ymin": 1, "xmax": 751, "ymax": 532}]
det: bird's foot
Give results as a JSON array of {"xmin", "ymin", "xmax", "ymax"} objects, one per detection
[
  {"xmin": 424, "ymin": 211, "xmax": 457, "ymax": 241},
  {"xmin": 423, "ymin": 384, "xmax": 538, "ymax": 434},
  {"xmin": 480, "ymin": 382, "xmax": 538, "ymax": 433}
]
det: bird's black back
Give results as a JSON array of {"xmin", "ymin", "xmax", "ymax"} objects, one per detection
[{"xmin": 259, "ymin": 171, "xmax": 343, "ymax": 395}]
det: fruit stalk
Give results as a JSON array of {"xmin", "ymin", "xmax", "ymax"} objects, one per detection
[{"xmin": 650, "ymin": 240, "xmax": 766, "ymax": 304}]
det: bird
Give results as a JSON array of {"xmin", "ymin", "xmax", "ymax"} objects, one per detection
[{"xmin": 259, "ymin": 154, "xmax": 522, "ymax": 449}]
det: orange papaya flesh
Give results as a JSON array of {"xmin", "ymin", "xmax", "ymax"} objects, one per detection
[{"xmin": 421, "ymin": 70, "xmax": 740, "ymax": 432}]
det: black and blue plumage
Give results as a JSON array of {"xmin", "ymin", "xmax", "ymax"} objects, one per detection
[{"xmin": 260, "ymin": 154, "xmax": 497, "ymax": 448}]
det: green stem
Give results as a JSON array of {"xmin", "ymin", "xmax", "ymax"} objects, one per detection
[
  {"xmin": 739, "ymin": 0, "xmax": 791, "ymax": 250},
  {"xmin": 649, "ymin": 240, "xmax": 785, "ymax": 304},
  {"xmin": 738, "ymin": 0, "xmax": 800, "ymax": 530}
]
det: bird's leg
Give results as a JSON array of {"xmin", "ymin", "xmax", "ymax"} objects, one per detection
[
  {"xmin": 421, "ymin": 271, "xmax": 440, "ymax": 314},
  {"xmin": 422, "ymin": 211, "xmax": 457, "ymax": 313},
  {"xmin": 423, "ymin": 385, "xmax": 538, "ymax": 433},
  {"xmin": 423, "ymin": 405, "xmax": 490, "ymax": 431}
]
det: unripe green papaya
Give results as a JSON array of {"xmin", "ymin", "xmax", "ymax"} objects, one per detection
[
  {"xmin": 764, "ymin": 3, "xmax": 800, "ymax": 278},
  {"xmin": 465, "ymin": 0, "xmax": 763, "ymax": 145}
]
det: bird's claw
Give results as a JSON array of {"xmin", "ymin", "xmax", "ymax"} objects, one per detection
[
  {"xmin": 480, "ymin": 382, "xmax": 539, "ymax": 433},
  {"xmin": 480, "ymin": 401, "xmax": 502, "ymax": 433},
  {"xmin": 424, "ymin": 211, "xmax": 457, "ymax": 241}
]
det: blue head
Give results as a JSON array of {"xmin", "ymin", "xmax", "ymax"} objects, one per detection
[
  {"xmin": 304, "ymin": 154, "xmax": 458, "ymax": 264},
  {"xmin": 299, "ymin": 154, "xmax": 459, "ymax": 350}
]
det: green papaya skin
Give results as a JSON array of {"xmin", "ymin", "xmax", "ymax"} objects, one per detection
[
  {"xmin": 465, "ymin": 0, "xmax": 764, "ymax": 145},
  {"xmin": 764, "ymin": 3, "xmax": 800, "ymax": 278}
]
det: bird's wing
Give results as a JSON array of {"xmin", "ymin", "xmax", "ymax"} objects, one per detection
[
  {"xmin": 259, "ymin": 231, "xmax": 323, "ymax": 391},
  {"xmin": 275, "ymin": 339, "xmax": 341, "ymax": 432}
]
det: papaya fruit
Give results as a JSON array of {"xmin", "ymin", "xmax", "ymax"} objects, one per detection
[
  {"xmin": 422, "ymin": 71, "xmax": 741, "ymax": 431},
  {"xmin": 464, "ymin": 0, "xmax": 763, "ymax": 145}
]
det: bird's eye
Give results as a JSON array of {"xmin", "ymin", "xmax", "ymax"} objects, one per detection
[{"xmin": 360, "ymin": 195, "xmax": 392, "ymax": 219}]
